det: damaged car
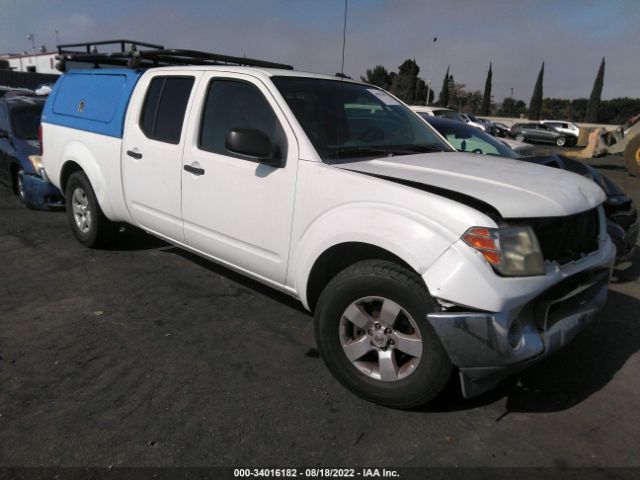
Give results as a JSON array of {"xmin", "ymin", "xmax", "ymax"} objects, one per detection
[
  {"xmin": 423, "ymin": 115, "xmax": 638, "ymax": 262},
  {"xmin": 0, "ymin": 95, "xmax": 63, "ymax": 209}
]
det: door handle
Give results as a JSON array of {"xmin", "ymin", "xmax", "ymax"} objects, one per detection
[
  {"xmin": 126, "ymin": 150, "xmax": 143, "ymax": 159},
  {"xmin": 184, "ymin": 164, "xmax": 205, "ymax": 175}
]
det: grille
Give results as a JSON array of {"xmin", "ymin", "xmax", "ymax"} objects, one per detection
[{"xmin": 508, "ymin": 208, "xmax": 600, "ymax": 265}]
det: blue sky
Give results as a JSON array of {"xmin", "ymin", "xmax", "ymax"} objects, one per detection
[{"xmin": 0, "ymin": 0, "xmax": 638, "ymax": 101}]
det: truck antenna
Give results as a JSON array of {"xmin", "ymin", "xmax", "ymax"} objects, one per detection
[{"xmin": 340, "ymin": 0, "xmax": 348, "ymax": 77}]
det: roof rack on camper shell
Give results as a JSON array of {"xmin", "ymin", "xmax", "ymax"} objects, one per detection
[{"xmin": 55, "ymin": 39, "xmax": 294, "ymax": 72}]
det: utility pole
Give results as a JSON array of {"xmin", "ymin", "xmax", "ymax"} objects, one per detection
[
  {"xmin": 510, "ymin": 87, "xmax": 514, "ymax": 99},
  {"xmin": 425, "ymin": 37, "xmax": 437, "ymax": 106},
  {"xmin": 55, "ymin": 29, "xmax": 60, "ymax": 46},
  {"xmin": 26, "ymin": 33, "xmax": 36, "ymax": 71}
]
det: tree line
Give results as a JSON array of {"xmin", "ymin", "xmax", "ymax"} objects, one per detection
[{"xmin": 360, "ymin": 57, "xmax": 638, "ymax": 125}]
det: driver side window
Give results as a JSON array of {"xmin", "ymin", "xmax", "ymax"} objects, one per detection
[{"xmin": 199, "ymin": 79, "xmax": 286, "ymax": 161}]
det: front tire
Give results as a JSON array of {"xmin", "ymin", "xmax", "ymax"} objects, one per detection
[
  {"xmin": 65, "ymin": 171, "xmax": 117, "ymax": 248},
  {"xmin": 556, "ymin": 136, "xmax": 566, "ymax": 147},
  {"xmin": 16, "ymin": 168, "xmax": 26, "ymax": 204},
  {"xmin": 515, "ymin": 133, "xmax": 525, "ymax": 142},
  {"xmin": 314, "ymin": 260, "xmax": 452, "ymax": 409}
]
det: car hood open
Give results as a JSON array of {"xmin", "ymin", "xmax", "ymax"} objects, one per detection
[{"xmin": 334, "ymin": 152, "xmax": 606, "ymax": 218}]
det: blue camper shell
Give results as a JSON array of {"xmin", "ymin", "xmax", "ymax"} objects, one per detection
[{"xmin": 42, "ymin": 69, "xmax": 144, "ymax": 139}]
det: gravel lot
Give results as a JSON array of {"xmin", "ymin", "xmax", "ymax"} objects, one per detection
[{"xmin": 1, "ymin": 153, "xmax": 639, "ymax": 468}]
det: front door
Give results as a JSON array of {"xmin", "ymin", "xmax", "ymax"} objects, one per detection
[
  {"xmin": 122, "ymin": 73, "xmax": 199, "ymax": 242},
  {"xmin": 181, "ymin": 73, "xmax": 298, "ymax": 285}
]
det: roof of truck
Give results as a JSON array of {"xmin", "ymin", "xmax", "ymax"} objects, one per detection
[{"xmin": 130, "ymin": 65, "xmax": 362, "ymax": 83}]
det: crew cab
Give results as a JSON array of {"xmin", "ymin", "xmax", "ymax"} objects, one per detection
[{"xmin": 40, "ymin": 46, "xmax": 615, "ymax": 408}]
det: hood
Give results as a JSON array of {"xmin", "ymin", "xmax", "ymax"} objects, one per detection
[
  {"xmin": 521, "ymin": 154, "xmax": 626, "ymax": 197},
  {"xmin": 334, "ymin": 152, "xmax": 606, "ymax": 218}
]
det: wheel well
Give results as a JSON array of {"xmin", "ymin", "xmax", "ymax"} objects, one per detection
[
  {"xmin": 60, "ymin": 161, "xmax": 83, "ymax": 195},
  {"xmin": 306, "ymin": 242, "xmax": 416, "ymax": 312},
  {"xmin": 9, "ymin": 163, "xmax": 19, "ymax": 194}
]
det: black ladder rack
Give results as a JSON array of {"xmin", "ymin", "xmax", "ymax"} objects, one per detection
[{"xmin": 56, "ymin": 39, "xmax": 294, "ymax": 71}]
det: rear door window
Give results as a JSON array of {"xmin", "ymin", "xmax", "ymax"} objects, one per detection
[{"xmin": 139, "ymin": 76, "xmax": 194, "ymax": 144}]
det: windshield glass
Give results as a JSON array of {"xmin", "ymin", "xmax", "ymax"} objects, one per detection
[
  {"xmin": 10, "ymin": 105, "xmax": 43, "ymax": 140},
  {"xmin": 272, "ymin": 77, "xmax": 452, "ymax": 162},
  {"xmin": 426, "ymin": 118, "xmax": 517, "ymax": 158}
]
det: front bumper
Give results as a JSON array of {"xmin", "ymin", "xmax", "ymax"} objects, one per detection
[
  {"xmin": 423, "ymin": 234, "xmax": 616, "ymax": 398},
  {"xmin": 18, "ymin": 172, "xmax": 65, "ymax": 210},
  {"xmin": 428, "ymin": 268, "xmax": 609, "ymax": 398}
]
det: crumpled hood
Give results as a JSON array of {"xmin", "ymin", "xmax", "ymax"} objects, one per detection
[{"xmin": 334, "ymin": 152, "xmax": 606, "ymax": 218}]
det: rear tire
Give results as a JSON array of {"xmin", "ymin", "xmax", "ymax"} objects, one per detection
[
  {"xmin": 314, "ymin": 260, "xmax": 452, "ymax": 409},
  {"xmin": 624, "ymin": 135, "xmax": 640, "ymax": 177},
  {"xmin": 556, "ymin": 136, "xmax": 566, "ymax": 147},
  {"xmin": 65, "ymin": 171, "xmax": 117, "ymax": 248},
  {"xmin": 515, "ymin": 133, "xmax": 525, "ymax": 142}
]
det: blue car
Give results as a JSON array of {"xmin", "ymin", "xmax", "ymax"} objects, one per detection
[{"xmin": 0, "ymin": 95, "xmax": 64, "ymax": 209}]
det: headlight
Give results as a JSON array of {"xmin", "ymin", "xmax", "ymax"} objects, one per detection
[
  {"xmin": 28, "ymin": 155, "xmax": 49, "ymax": 181},
  {"xmin": 462, "ymin": 226, "xmax": 545, "ymax": 276}
]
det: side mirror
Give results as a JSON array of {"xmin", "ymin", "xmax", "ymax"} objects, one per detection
[{"xmin": 226, "ymin": 128, "xmax": 283, "ymax": 167}]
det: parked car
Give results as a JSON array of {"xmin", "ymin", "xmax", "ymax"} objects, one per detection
[
  {"xmin": 41, "ymin": 47, "xmax": 614, "ymax": 407},
  {"xmin": 0, "ymin": 96, "xmax": 64, "ymax": 209},
  {"xmin": 498, "ymin": 136, "xmax": 536, "ymax": 156},
  {"xmin": 511, "ymin": 122, "xmax": 577, "ymax": 147},
  {"xmin": 0, "ymin": 86, "xmax": 33, "ymax": 98},
  {"xmin": 411, "ymin": 107, "xmax": 467, "ymax": 125},
  {"xmin": 489, "ymin": 121, "xmax": 511, "ymax": 138},
  {"xmin": 458, "ymin": 113, "xmax": 486, "ymax": 131},
  {"xmin": 409, "ymin": 106, "xmax": 456, "ymax": 117},
  {"xmin": 477, "ymin": 117, "xmax": 492, "ymax": 131},
  {"xmin": 424, "ymin": 116, "xmax": 638, "ymax": 262},
  {"xmin": 540, "ymin": 120, "xmax": 580, "ymax": 138}
]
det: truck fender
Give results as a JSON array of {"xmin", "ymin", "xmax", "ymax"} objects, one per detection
[
  {"xmin": 59, "ymin": 141, "xmax": 114, "ymax": 219},
  {"xmin": 289, "ymin": 202, "xmax": 457, "ymax": 310}
]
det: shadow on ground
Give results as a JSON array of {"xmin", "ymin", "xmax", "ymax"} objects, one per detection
[{"xmin": 102, "ymin": 225, "xmax": 169, "ymax": 252}]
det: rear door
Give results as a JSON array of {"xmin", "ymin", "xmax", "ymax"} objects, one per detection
[
  {"xmin": 122, "ymin": 72, "xmax": 200, "ymax": 242},
  {"xmin": 537, "ymin": 124, "xmax": 556, "ymax": 141},
  {"xmin": 180, "ymin": 72, "xmax": 298, "ymax": 285}
]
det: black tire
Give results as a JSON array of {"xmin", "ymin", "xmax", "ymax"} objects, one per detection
[
  {"xmin": 515, "ymin": 133, "xmax": 525, "ymax": 142},
  {"xmin": 14, "ymin": 168, "xmax": 26, "ymax": 204},
  {"xmin": 624, "ymin": 135, "xmax": 640, "ymax": 177},
  {"xmin": 556, "ymin": 136, "xmax": 566, "ymax": 147},
  {"xmin": 65, "ymin": 171, "xmax": 117, "ymax": 248},
  {"xmin": 314, "ymin": 260, "xmax": 452, "ymax": 409}
]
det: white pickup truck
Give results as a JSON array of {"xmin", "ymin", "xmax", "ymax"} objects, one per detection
[{"xmin": 41, "ymin": 51, "xmax": 615, "ymax": 408}]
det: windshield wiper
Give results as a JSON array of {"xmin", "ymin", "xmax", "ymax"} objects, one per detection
[
  {"xmin": 390, "ymin": 144, "xmax": 449, "ymax": 153},
  {"xmin": 325, "ymin": 146, "xmax": 399, "ymax": 159},
  {"xmin": 326, "ymin": 144, "xmax": 448, "ymax": 160}
]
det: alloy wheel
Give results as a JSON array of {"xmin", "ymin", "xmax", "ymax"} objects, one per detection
[
  {"xmin": 71, "ymin": 187, "xmax": 92, "ymax": 234},
  {"xmin": 339, "ymin": 296, "xmax": 423, "ymax": 382}
]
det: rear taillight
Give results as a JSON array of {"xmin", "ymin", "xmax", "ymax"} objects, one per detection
[{"xmin": 38, "ymin": 124, "xmax": 43, "ymax": 155}]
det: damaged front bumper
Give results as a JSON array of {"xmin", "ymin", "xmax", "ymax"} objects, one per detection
[
  {"xmin": 428, "ymin": 268, "xmax": 609, "ymax": 398},
  {"xmin": 18, "ymin": 171, "xmax": 64, "ymax": 210},
  {"xmin": 423, "ymin": 234, "xmax": 616, "ymax": 399}
]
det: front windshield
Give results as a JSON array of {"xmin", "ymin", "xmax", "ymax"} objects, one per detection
[
  {"xmin": 427, "ymin": 119, "xmax": 517, "ymax": 159},
  {"xmin": 272, "ymin": 77, "xmax": 452, "ymax": 162},
  {"xmin": 10, "ymin": 105, "xmax": 43, "ymax": 140}
]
